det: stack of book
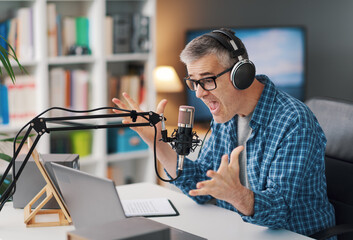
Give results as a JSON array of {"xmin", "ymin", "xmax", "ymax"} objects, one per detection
[
  {"xmin": 108, "ymin": 74, "xmax": 144, "ymax": 108},
  {"xmin": 49, "ymin": 67, "xmax": 90, "ymax": 116},
  {"xmin": 4, "ymin": 75, "xmax": 36, "ymax": 126},
  {"xmin": 0, "ymin": 7, "xmax": 34, "ymax": 61},
  {"xmin": 47, "ymin": 3, "xmax": 90, "ymax": 57}
]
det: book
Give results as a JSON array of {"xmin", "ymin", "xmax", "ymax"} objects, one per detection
[
  {"xmin": 56, "ymin": 14, "xmax": 63, "ymax": 56},
  {"xmin": 5, "ymin": 75, "xmax": 36, "ymax": 125},
  {"xmin": 62, "ymin": 16, "xmax": 76, "ymax": 55},
  {"xmin": 0, "ymin": 20, "xmax": 9, "ymax": 51},
  {"xmin": 119, "ymin": 74, "xmax": 141, "ymax": 106},
  {"xmin": 107, "ymin": 75, "xmax": 119, "ymax": 108},
  {"xmin": 65, "ymin": 70, "xmax": 71, "ymax": 108},
  {"xmin": 17, "ymin": 7, "xmax": 34, "ymax": 60},
  {"xmin": 121, "ymin": 198, "xmax": 179, "ymax": 217},
  {"xmin": 7, "ymin": 18, "xmax": 17, "ymax": 55},
  {"xmin": 105, "ymin": 15, "xmax": 113, "ymax": 55},
  {"xmin": 47, "ymin": 3, "xmax": 57, "ymax": 57},
  {"xmin": 49, "ymin": 67, "xmax": 66, "ymax": 116},
  {"xmin": 71, "ymin": 69, "xmax": 89, "ymax": 111},
  {"xmin": 0, "ymin": 84, "xmax": 9, "ymax": 125}
]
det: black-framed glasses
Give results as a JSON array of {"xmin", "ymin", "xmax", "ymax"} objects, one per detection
[{"xmin": 184, "ymin": 66, "xmax": 233, "ymax": 91}]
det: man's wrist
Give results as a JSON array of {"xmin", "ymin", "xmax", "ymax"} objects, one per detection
[{"xmin": 229, "ymin": 186, "xmax": 255, "ymax": 216}]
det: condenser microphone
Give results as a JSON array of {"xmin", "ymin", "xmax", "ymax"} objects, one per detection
[{"xmin": 176, "ymin": 105, "xmax": 195, "ymax": 171}]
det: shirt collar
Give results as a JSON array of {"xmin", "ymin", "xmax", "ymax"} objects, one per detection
[
  {"xmin": 210, "ymin": 75, "xmax": 276, "ymax": 130},
  {"xmin": 249, "ymin": 75, "xmax": 276, "ymax": 128}
]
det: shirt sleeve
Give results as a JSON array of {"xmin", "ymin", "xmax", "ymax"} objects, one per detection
[
  {"xmin": 166, "ymin": 130, "xmax": 217, "ymax": 204},
  {"xmin": 241, "ymin": 125, "xmax": 325, "ymax": 229}
]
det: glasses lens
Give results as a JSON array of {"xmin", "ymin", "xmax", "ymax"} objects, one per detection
[
  {"xmin": 200, "ymin": 78, "xmax": 216, "ymax": 91},
  {"xmin": 185, "ymin": 79, "xmax": 197, "ymax": 91},
  {"xmin": 185, "ymin": 77, "xmax": 216, "ymax": 91}
]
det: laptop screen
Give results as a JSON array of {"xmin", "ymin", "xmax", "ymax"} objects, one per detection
[{"xmin": 50, "ymin": 163, "xmax": 126, "ymax": 229}]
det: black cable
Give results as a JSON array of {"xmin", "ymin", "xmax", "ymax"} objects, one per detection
[
  {"xmin": 152, "ymin": 124, "xmax": 182, "ymax": 182},
  {"xmin": 197, "ymin": 122, "xmax": 213, "ymax": 159},
  {"xmin": 2, "ymin": 106, "xmax": 130, "ymax": 186},
  {"xmin": 0, "ymin": 105, "xmax": 181, "ymax": 209},
  {"xmin": 0, "ymin": 106, "xmax": 146, "ymax": 208}
]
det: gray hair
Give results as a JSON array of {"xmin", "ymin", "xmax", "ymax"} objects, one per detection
[{"xmin": 180, "ymin": 29, "xmax": 248, "ymax": 69}]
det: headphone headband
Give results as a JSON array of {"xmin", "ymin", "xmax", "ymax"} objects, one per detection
[
  {"xmin": 206, "ymin": 30, "xmax": 246, "ymax": 59},
  {"xmin": 203, "ymin": 29, "xmax": 256, "ymax": 90}
]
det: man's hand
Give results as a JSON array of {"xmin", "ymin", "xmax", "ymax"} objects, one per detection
[
  {"xmin": 112, "ymin": 93, "xmax": 178, "ymax": 177},
  {"xmin": 189, "ymin": 146, "xmax": 254, "ymax": 216},
  {"xmin": 112, "ymin": 92, "xmax": 168, "ymax": 147}
]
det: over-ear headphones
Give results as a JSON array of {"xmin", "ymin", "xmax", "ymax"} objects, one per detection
[{"xmin": 204, "ymin": 29, "xmax": 256, "ymax": 90}]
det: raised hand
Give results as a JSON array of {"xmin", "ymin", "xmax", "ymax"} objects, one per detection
[
  {"xmin": 112, "ymin": 92, "xmax": 168, "ymax": 148},
  {"xmin": 189, "ymin": 146, "xmax": 254, "ymax": 215}
]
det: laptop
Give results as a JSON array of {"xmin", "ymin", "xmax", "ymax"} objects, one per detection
[{"xmin": 49, "ymin": 162, "xmax": 206, "ymax": 240}]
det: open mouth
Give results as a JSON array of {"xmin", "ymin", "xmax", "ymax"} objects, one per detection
[{"xmin": 208, "ymin": 101, "xmax": 220, "ymax": 115}]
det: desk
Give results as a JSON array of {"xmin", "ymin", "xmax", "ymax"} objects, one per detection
[{"xmin": 0, "ymin": 182, "xmax": 311, "ymax": 240}]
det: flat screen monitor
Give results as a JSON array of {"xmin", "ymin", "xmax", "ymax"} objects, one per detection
[{"xmin": 185, "ymin": 26, "xmax": 306, "ymax": 123}]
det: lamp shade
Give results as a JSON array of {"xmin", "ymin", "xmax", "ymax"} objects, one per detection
[{"xmin": 153, "ymin": 66, "xmax": 183, "ymax": 92}]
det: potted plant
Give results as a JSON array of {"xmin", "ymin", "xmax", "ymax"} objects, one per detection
[{"xmin": 0, "ymin": 35, "xmax": 26, "ymax": 196}]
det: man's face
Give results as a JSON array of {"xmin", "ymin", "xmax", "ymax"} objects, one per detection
[{"xmin": 186, "ymin": 54, "xmax": 243, "ymax": 123}]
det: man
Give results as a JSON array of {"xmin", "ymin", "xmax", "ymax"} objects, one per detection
[{"xmin": 112, "ymin": 28, "xmax": 335, "ymax": 238}]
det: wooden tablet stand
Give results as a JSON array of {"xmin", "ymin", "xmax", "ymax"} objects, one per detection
[{"xmin": 23, "ymin": 139, "xmax": 72, "ymax": 227}]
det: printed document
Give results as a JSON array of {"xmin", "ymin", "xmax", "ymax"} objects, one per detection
[{"xmin": 121, "ymin": 198, "xmax": 179, "ymax": 217}]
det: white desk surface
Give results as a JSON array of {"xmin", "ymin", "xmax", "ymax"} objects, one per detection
[{"xmin": 0, "ymin": 182, "xmax": 311, "ymax": 240}]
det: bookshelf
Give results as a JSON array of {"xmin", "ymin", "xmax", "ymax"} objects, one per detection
[{"xmin": 0, "ymin": 0, "xmax": 157, "ymax": 184}]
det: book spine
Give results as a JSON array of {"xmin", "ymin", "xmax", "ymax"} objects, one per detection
[
  {"xmin": 0, "ymin": 20, "xmax": 9, "ymax": 51},
  {"xmin": 71, "ymin": 69, "xmax": 89, "ymax": 111},
  {"xmin": 5, "ymin": 75, "xmax": 36, "ymax": 125},
  {"xmin": 0, "ymin": 84, "xmax": 9, "ymax": 125},
  {"xmin": 47, "ymin": 3, "xmax": 58, "ymax": 57},
  {"xmin": 49, "ymin": 68, "xmax": 66, "ymax": 116},
  {"xmin": 56, "ymin": 14, "xmax": 63, "ymax": 56},
  {"xmin": 7, "ymin": 18, "xmax": 17, "ymax": 55},
  {"xmin": 62, "ymin": 17, "xmax": 76, "ymax": 55},
  {"xmin": 17, "ymin": 7, "xmax": 34, "ymax": 60},
  {"xmin": 105, "ymin": 16, "xmax": 113, "ymax": 55}
]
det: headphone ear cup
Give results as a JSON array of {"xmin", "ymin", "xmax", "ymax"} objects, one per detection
[{"xmin": 230, "ymin": 60, "xmax": 256, "ymax": 90}]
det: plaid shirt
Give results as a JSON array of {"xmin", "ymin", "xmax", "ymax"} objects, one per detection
[{"xmin": 171, "ymin": 75, "xmax": 335, "ymax": 237}]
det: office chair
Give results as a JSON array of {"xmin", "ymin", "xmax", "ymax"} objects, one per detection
[{"xmin": 305, "ymin": 97, "xmax": 353, "ymax": 240}]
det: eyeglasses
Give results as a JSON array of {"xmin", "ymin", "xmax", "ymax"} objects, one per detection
[{"xmin": 184, "ymin": 66, "xmax": 233, "ymax": 91}]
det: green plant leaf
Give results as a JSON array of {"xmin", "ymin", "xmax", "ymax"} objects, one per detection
[
  {"xmin": 0, "ymin": 153, "xmax": 12, "ymax": 162},
  {"xmin": 0, "ymin": 35, "xmax": 27, "ymax": 84},
  {"xmin": 6, "ymin": 38, "xmax": 27, "ymax": 75},
  {"xmin": 0, "ymin": 45, "xmax": 16, "ymax": 83}
]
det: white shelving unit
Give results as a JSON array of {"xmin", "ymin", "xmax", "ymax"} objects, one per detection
[{"xmin": 0, "ymin": 0, "xmax": 157, "ymax": 184}]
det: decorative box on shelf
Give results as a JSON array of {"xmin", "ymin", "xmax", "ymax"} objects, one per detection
[{"xmin": 107, "ymin": 126, "xmax": 148, "ymax": 154}]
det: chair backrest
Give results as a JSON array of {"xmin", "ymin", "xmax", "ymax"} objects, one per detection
[{"xmin": 306, "ymin": 97, "xmax": 353, "ymax": 239}]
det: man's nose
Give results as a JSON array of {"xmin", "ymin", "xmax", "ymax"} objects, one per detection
[{"xmin": 195, "ymin": 85, "xmax": 208, "ymax": 98}]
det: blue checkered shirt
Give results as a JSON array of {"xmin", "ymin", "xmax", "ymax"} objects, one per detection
[{"xmin": 170, "ymin": 75, "xmax": 335, "ymax": 237}]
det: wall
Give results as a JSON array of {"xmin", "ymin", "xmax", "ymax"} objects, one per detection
[{"xmin": 156, "ymin": 0, "xmax": 353, "ymax": 122}]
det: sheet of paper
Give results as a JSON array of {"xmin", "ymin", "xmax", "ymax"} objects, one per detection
[{"xmin": 121, "ymin": 198, "xmax": 178, "ymax": 217}]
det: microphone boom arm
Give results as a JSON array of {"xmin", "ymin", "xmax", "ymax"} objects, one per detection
[{"xmin": 0, "ymin": 107, "xmax": 162, "ymax": 211}]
